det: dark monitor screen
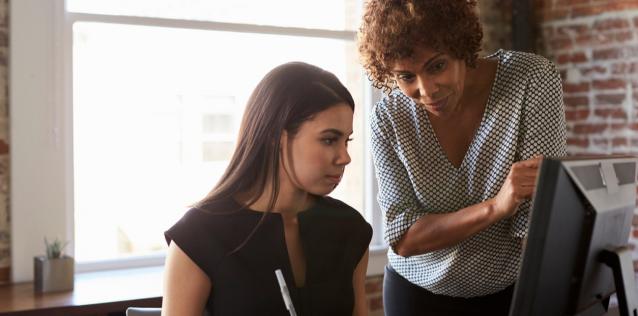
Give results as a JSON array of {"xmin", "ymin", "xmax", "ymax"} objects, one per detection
[{"xmin": 509, "ymin": 156, "xmax": 637, "ymax": 316}]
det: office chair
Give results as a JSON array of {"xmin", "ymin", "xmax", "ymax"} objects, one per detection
[
  {"xmin": 126, "ymin": 308, "xmax": 160, "ymax": 316},
  {"xmin": 126, "ymin": 307, "xmax": 210, "ymax": 316}
]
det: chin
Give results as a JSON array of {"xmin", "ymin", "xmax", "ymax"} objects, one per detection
[{"xmin": 309, "ymin": 186, "xmax": 336, "ymax": 196}]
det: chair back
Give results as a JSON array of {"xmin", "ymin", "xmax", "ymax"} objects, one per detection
[
  {"xmin": 126, "ymin": 307, "xmax": 160, "ymax": 316},
  {"xmin": 126, "ymin": 307, "xmax": 210, "ymax": 316}
]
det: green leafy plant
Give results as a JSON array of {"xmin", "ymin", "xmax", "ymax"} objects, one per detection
[{"xmin": 44, "ymin": 237, "xmax": 69, "ymax": 259}]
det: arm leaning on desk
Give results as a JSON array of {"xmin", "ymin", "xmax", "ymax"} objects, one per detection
[{"xmin": 0, "ymin": 266, "xmax": 162, "ymax": 316}]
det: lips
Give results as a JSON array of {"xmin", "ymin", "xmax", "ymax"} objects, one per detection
[
  {"xmin": 425, "ymin": 96, "xmax": 448, "ymax": 111},
  {"xmin": 326, "ymin": 174, "xmax": 342, "ymax": 183}
]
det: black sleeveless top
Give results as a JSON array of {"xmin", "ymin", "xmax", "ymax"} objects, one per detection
[{"xmin": 165, "ymin": 196, "xmax": 372, "ymax": 316}]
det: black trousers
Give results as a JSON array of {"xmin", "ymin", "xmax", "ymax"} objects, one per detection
[{"xmin": 383, "ymin": 265, "xmax": 514, "ymax": 316}]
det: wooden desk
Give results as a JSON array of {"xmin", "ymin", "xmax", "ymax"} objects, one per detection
[{"xmin": 0, "ymin": 266, "xmax": 163, "ymax": 316}]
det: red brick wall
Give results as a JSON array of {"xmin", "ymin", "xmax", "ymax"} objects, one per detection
[
  {"xmin": 536, "ymin": 1, "xmax": 638, "ymax": 154},
  {"xmin": 535, "ymin": 0, "xmax": 638, "ymax": 271}
]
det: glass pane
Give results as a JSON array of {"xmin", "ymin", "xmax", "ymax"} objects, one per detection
[
  {"xmin": 67, "ymin": 0, "xmax": 362, "ymax": 31},
  {"xmin": 73, "ymin": 22, "xmax": 365, "ymax": 263}
]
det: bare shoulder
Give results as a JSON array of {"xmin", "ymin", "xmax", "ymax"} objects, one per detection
[{"xmin": 162, "ymin": 242, "xmax": 212, "ymax": 316}]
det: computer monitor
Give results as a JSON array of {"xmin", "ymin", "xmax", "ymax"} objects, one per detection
[{"xmin": 509, "ymin": 155, "xmax": 638, "ymax": 316}]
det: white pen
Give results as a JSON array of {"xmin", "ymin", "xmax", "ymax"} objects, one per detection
[{"xmin": 275, "ymin": 269, "xmax": 298, "ymax": 316}]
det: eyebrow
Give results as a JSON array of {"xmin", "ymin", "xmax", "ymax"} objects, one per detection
[
  {"xmin": 392, "ymin": 52, "xmax": 445, "ymax": 74},
  {"xmin": 320, "ymin": 128, "xmax": 353, "ymax": 136}
]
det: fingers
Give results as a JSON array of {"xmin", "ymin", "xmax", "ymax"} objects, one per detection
[
  {"xmin": 519, "ymin": 155, "xmax": 543, "ymax": 168},
  {"xmin": 498, "ymin": 156, "xmax": 546, "ymax": 212},
  {"xmin": 508, "ymin": 157, "xmax": 544, "ymax": 199}
]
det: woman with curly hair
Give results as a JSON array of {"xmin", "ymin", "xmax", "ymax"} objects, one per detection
[{"xmin": 358, "ymin": 1, "xmax": 566, "ymax": 315}]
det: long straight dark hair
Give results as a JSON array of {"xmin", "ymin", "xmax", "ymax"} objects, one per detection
[{"xmin": 194, "ymin": 62, "xmax": 355, "ymax": 251}]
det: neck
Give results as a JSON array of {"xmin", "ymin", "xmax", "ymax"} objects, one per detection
[
  {"xmin": 245, "ymin": 176, "xmax": 315, "ymax": 216},
  {"xmin": 463, "ymin": 58, "xmax": 496, "ymax": 98}
]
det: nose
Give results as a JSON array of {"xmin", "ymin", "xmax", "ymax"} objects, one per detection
[
  {"xmin": 335, "ymin": 144, "xmax": 351, "ymax": 166},
  {"xmin": 415, "ymin": 75, "xmax": 438, "ymax": 100}
]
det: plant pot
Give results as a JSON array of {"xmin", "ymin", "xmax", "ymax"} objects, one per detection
[{"xmin": 33, "ymin": 255, "xmax": 74, "ymax": 293}]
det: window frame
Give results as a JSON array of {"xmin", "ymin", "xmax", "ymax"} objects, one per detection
[{"xmin": 10, "ymin": 0, "xmax": 386, "ymax": 282}]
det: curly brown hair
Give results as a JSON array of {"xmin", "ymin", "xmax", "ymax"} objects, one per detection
[{"xmin": 358, "ymin": 0, "xmax": 483, "ymax": 92}]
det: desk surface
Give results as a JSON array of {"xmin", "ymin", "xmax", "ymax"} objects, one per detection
[{"xmin": 0, "ymin": 266, "xmax": 163, "ymax": 316}]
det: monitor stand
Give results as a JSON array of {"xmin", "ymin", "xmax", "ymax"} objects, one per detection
[{"xmin": 600, "ymin": 247, "xmax": 638, "ymax": 316}]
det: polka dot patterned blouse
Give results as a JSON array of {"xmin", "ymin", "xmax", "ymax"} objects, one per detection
[{"xmin": 370, "ymin": 50, "xmax": 567, "ymax": 298}]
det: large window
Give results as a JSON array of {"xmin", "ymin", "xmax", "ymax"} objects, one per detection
[{"xmin": 10, "ymin": 0, "xmax": 385, "ymax": 281}]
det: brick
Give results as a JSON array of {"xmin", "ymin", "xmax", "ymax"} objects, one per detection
[
  {"xmin": 540, "ymin": 8, "xmax": 569, "ymax": 21},
  {"xmin": 556, "ymin": 0, "xmax": 590, "ymax": 6},
  {"xmin": 592, "ymin": 78, "xmax": 626, "ymax": 90},
  {"xmin": 0, "ymin": 267, "xmax": 7, "ymax": 284},
  {"xmin": 573, "ymin": 123, "xmax": 607, "ymax": 134},
  {"xmin": 533, "ymin": 0, "xmax": 546, "ymax": 12},
  {"xmin": 580, "ymin": 65, "xmax": 607, "ymax": 76},
  {"xmin": 612, "ymin": 137, "xmax": 628, "ymax": 147},
  {"xmin": 567, "ymin": 137, "xmax": 589, "ymax": 147},
  {"xmin": 565, "ymin": 109, "xmax": 590, "ymax": 120},
  {"xmin": 612, "ymin": 62, "xmax": 638, "ymax": 75},
  {"xmin": 592, "ymin": 138, "xmax": 609, "ymax": 146},
  {"xmin": 593, "ymin": 18, "xmax": 630, "ymax": 31},
  {"xmin": 557, "ymin": 52, "xmax": 588, "ymax": 64},
  {"xmin": 594, "ymin": 108, "xmax": 628, "ymax": 119},
  {"xmin": 556, "ymin": 24, "xmax": 589, "ymax": 37},
  {"xmin": 615, "ymin": 30, "xmax": 634, "ymax": 43},
  {"xmin": 573, "ymin": 5, "xmax": 606, "ymax": 18},
  {"xmin": 563, "ymin": 82, "xmax": 590, "ymax": 93},
  {"xmin": 564, "ymin": 96, "xmax": 590, "ymax": 107},
  {"xmin": 632, "ymin": 214, "xmax": 638, "ymax": 226},
  {"xmin": 607, "ymin": 2, "xmax": 638, "ymax": 12},
  {"xmin": 596, "ymin": 33, "xmax": 616, "ymax": 46},
  {"xmin": 365, "ymin": 280, "xmax": 383, "ymax": 294},
  {"xmin": 595, "ymin": 93, "xmax": 625, "ymax": 105},
  {"xmin": 369, "ymin": 297, "xmax": 383, "ymax": 311},
  {"xmin": 593, "ymin": 48, "xmax": 623, "ymax": 60},
  {"xmin": 573, "ymin": 3, "xmax": 638, "ymax": 18},
  {"xmin": 612, "ymin": 123, "xmax": 638, "ymax": 132},
  {"xmin": 549, "ymin": 38, "xmax": 573, "ymax": 51},
  {"xmin": 0, "ymin": 140, "xmax": 7, "ymax": 155},
  {"xmin": 575, "ymin": 34, "xmax": 594, "ymax": 46},
  {"xmin": 578, "ymin": 32, "xmax": 632, "ymax": 47}
]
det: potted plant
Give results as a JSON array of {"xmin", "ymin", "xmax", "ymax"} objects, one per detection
[{"xmin": 34, "ymin": 237, "xmax": 74, "ymax": 293}]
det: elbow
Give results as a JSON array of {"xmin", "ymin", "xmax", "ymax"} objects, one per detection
[
  {"xmin": 394, "ymin": 234, "xmax": 439, "ymax": 257},
  {"xmin": 395, "ymin": 247, "xmax": 413, "ymax": 258},
  {"xmin": 393, "ymin": 239, "xmax": 417, "ymax": 257}
]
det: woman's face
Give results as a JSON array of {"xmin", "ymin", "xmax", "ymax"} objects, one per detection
[
  {"xmin": 390, "ymin": 46, "xmax": 467, "ymax": 118},
  {"xmin": 280, "ymin": 103, "xmax": 353, "ymax": 196}
]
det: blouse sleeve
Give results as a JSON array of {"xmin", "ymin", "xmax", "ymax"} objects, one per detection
[
  {"xmin": 511, "ymin": 60, "xmax": 567, "ymax": 238},
  {"xmin": 165, "ymin": 208, "xmax": 222, "ymax": 279},
  {"xmin": 370, "ymin": 101, "xmax": 425, "ymax": 249}
]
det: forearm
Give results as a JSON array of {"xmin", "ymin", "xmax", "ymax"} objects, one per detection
[
  {"xmin": 352, "ymin": 250, "xmax": 369, "ymax": 316},
  {"xmin": 394, "ymin": 198, "xmax": 504, "ymax": 257}
]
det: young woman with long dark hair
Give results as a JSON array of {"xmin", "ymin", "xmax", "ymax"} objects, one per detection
[{"xmin": 162, "ymin": 62, "xmax": 372, "ymax": 316}]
